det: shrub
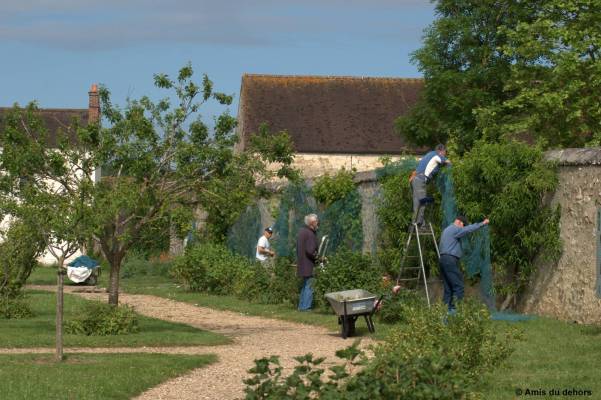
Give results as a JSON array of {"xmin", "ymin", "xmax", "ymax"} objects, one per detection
[
  {"xmin": 452, "ymin": 140, "xmax": 560, "ymax": 297},
  {"xmin": 376, "ymin": 289, "xmax": 427, "ymax": 324},
  {"xmin": 65, "ymin": 302, "xmax": 139, "ymax": 335},
  {"xmin": 0, "ymin": 221, "xmax": 45, "ymax": 298},
  {"xmin": 313, "ymin": 250, "xmax": 383, "ymax": 310},
  {"xmin": 234, "ymin": 257, "xmax": 300, "ymax": 306},
  {"xmin": 312, "ymin": 168, "xmax": 356, "ymax": 207},
  {"xmin": 171, "ymin": 242, "xmax": 252, "ymax": 294},
  {"xmin": 0, "ymin": 296, "xmax": 33, "ymax": 319}
]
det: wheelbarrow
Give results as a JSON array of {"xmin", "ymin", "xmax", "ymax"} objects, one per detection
[{"xmin": 325, "ymin": 289, "xmax": 384, "ymax": 339}]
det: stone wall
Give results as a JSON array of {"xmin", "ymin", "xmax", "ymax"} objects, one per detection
[
  {"xmin": 522, "ymin": 148, "xmax": 601, "ymax": 324},
  {"xmin": 270, "ymin": 153, "xmax": 402, "ymax": 179}
]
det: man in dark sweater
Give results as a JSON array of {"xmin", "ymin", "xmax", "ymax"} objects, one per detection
[
  {"xmin": 438, "ymin": 215, "xmax": 489, "ymax": 312},
  {"xmin": 296, "ymin": 213, "xmax": 320, "ymax": 311}
]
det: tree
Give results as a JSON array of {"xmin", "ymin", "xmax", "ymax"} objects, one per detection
[
  {"xmin": 396, "ymin": 0, "xmax": 535, "ymax": 153},
  {"xmin": 0, "ymin": 103, "xmax": 96, "ymax": 360},
  {"xmin": 477, "ymin": 0, "xmax": 601, "ymax": 147},
  {"xmin": 396, "ymin": 0, "xmax": 601, "ymax": 152},
  {"xmin": 92, "ymin": 65, "xmax": 296, "ymax": 306}
]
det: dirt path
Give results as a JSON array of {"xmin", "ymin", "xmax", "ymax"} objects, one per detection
[{"xmin": 19, "ymin": 285, "xmax": 375, "ymax": 400}]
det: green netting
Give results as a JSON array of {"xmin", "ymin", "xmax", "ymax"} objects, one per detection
[
  {"xmin": 271, "ymin": 182, "xmax": 363, "ymax": 257},
  {"xmin": 227, "ymin": 205, "xmax": 262, "ymax": 259},
  {"xmin": 436, "ymin": 169, "xmax": 495, "ymax": 309},
  {"xmin": 226, "ymin": 181, "xmax": 363, "ymax": 260}
]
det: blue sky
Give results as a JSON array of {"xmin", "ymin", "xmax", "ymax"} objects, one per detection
[{"xmin": 0, "ymin": 1, "xmax": 435, "ymax": 120}]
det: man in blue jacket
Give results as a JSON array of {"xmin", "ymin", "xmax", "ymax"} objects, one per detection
[
  {"xmin": 411, "ymin": 144, "xmax": 450, "ymax": 226},
  {"xmin": 439, "ymin": 215, "xmax": 489, "ymax": 312}
]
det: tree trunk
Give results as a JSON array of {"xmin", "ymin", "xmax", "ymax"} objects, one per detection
[
  {"xmin": 56, "ymin": 256, "xmax": 65, "ymax": 362},
  {"xmin": 107, "ymin": 254, "xmax": 123, "ymax": 306}
]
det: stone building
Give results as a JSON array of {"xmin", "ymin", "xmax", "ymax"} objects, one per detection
[
  {"xmin": 235, "ymin": 74, "xmax": 424, "ymax": 177},
  {"xmin": 522, "ymin": 148, "xmax": 601, "ymax": 324}
]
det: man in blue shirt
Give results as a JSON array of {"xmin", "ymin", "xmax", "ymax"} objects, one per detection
[
  {"xmin": 411, "ymin": 144, "xmax": 450, "ymax": 226},
  {"xmin": 438, "ymin": 215, "xmax": 489, "ymax": 312}
]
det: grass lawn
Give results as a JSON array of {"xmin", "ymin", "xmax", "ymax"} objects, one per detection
[
  {"xmin": 480, "ymin": 318, "xmax": 601, "ymax": 399},
  {"xmin": 2, "ymin": 290, "xmax": 229, "ymax": 348},
  {"xmin": 0, "ymin": 353, "xmax": 216, "ymax": 400}
]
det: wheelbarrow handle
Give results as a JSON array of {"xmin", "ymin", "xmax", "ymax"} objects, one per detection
[{"xmin": 371, "ymin": 295, "xmax": 385, "ymax": 317}]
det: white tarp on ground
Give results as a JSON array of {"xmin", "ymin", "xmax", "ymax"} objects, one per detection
[{"xmin": 66, "ymin": 266, "xmax": 92, "ymax": 283}]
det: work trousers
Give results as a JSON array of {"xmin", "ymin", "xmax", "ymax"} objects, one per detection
[{"xmin": 438, "ymin": 254, "xmax": 464, "ymax": 311}]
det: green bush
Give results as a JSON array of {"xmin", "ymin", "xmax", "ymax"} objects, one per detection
[
  {"xmin": 0, "ymin": 221, "xmax": 45, "ymax": 298},
  {"xmin": 171, "ymin": 242, "xmax": 252, "ymax": 294},
  {"xmin": 234, "ymin": 257, "xmax": 300, "ymax": 306},
  {"xmin": 243, "ymin": 300, "xmax": 519, "ymax": 399},
  {"xmin": 0, "ymin": 296, "xmax": 33, "ymax": 319},
  {"xmin": 65, "ymin": 302, "xmax": 139, "ymax": 336},
  {"xmin": 313, "ymin": 250, "xmax": 383, "ymax": 310},
  {"xmin": 452, "ymin": 140, "xmax": 560, "ymax": 296},
  {"xmin": 312, "ymin": 168, "xmax": 356, "ymax": 207},
  {"xmin": 376, "ymin": 289, "xmax": 427, "ymax": 324}
]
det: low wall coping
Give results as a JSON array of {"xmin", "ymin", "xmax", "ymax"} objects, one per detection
[{"xmin": 545, "ymin": 147, "xmax": 601, "ymax": 166}]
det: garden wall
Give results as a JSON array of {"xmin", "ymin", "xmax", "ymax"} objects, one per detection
[{"xmin": 522, "ymin": 148, "xmax": 601, "ymax": 324}]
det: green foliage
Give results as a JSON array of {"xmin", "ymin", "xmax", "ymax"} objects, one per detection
[
  {"xmin": 376, "ymin": 289, "xmax": 427, "ymax": 325},
  {"xmin": 173, "ymin": 241, "xmax": 300, "ymax": 306},
  {"xmin": 0, "ymin": 296, "xmax": 33, "ymax": 319},
  {"xmin": 0, "ymin": 103, "xmax": 95, "ymax": 269},
  {"xmin": 234, "ymin": 257, "xmax": 300, "ymax": 306},
  {"xmin": 313, "ymin": 250, "xmax": 383, "ymax": 310},
  {"xmin": 397, "ymin": 0, "xmax": 601, "ymax": 152},
  {"xmin": 64, "ymin": 302, "xmax": 139, "ymax": 336},
  {"xmin": 171, "ymin": 242, "xmax": 253, "ymax": 294},
  {"xmin": 244, "ymin": 301, "xmax": 518, "ymax": 399},
  {"xmin": 479, "ymin": 0, "xmax": 601, "ymax": 147},
  {"xmin": 312, "ymin": 168, "xmax": 356, "ymax": 207},
  {"xmin": 0, "ymin": 221, "xmax": 45, "ymax": 298},
  {"xmin": 452, "ymin": 141, "xmax": 560, "ymax": 295}
]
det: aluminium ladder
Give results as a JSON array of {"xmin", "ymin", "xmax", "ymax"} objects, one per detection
[{"xmin": 395, "ymin": 197, "xmax": 440, "ymax": 307}]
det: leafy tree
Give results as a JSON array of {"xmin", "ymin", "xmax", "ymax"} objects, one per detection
[
  {"xmin": 396, "ymin": 0, "xmax": 534, "ymax": 153},
  {"xmin": 92, "ymin": 64, "xmax": 296, "ymax": 305},
  {"xmin": 397, "ymin": 0, "xmax": 600, "ymax": 152},
  {"xmin": 478, "ymin": 0, "xmax": 601, "ymax": 147},
  {"xmin": 0, "ymin": 103, "xmax": 96, "ymax": 360}
]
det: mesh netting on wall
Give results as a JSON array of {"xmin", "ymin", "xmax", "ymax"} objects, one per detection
[
  {"xmin": 227, "ymin": 205, "xmax": 262, "ymax": 259},
  {"xmin": 272, "ymin": 182, "xmax": 364, "ymax": 258},
  {"xmin": 227, "ymin": 182, "xmax": 363, "ymax": 260},
  {"xmin": 436, "ymin": 169, "xmax": 495, "ymax": 308}
]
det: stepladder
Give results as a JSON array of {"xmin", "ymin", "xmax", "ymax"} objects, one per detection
[{"xmin": 396, "ymin": 197, "xmax": 440, "ymax": 307}]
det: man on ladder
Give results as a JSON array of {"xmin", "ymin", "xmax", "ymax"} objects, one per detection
[
  {"xmin": 410, "ymin": 144, "xmax": 451, "ymax": 227},
  {"xmin": 393, "ymin": 144, "xmax": 450, "ymax": 304}
]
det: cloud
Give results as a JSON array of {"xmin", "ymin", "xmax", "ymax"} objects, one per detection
[{"xmin": 0, "ymin": 0, "xmax": 433, "ymax": 50}]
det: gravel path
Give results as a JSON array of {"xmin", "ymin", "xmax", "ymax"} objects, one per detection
[{"xmin": 19, "ymin": 285, "xmax": 376, "ymax": 400}]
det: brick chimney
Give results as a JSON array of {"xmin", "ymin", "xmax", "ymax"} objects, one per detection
[{"xmin": 88, "ymin": 84, "xmax": 100, "ymax": 124}]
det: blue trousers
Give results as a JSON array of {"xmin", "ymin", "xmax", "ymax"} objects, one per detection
[
  {"xmin": 298, "ymin": 277, "xmax": 314, "ymax": 311},
  {"xmin": 439, "ymin": 255, "xmax": 464, "ymax": 311}
]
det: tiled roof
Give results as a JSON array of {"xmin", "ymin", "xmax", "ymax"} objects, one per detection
[
  {"xmin": 0, "ymin": 107, "xmax": 89, "ymax": 147},
  {"xmin": 236, "ymin": 74, "xmax": 424, "ymax": 154}
]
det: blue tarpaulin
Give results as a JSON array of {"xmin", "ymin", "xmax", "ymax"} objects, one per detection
[{"xmin": 68, "ymin": 255, "xmax": 99, "ymax": 269}]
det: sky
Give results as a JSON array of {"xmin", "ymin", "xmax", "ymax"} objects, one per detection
[{"xmin": 0, "ymin": 1, "xmax": 436, "ymax": 121}]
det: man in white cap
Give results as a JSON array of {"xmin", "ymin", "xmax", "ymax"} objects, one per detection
[{"xmin": 256, "ymin": 227, "xmax": 275, "ymax": 264}]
